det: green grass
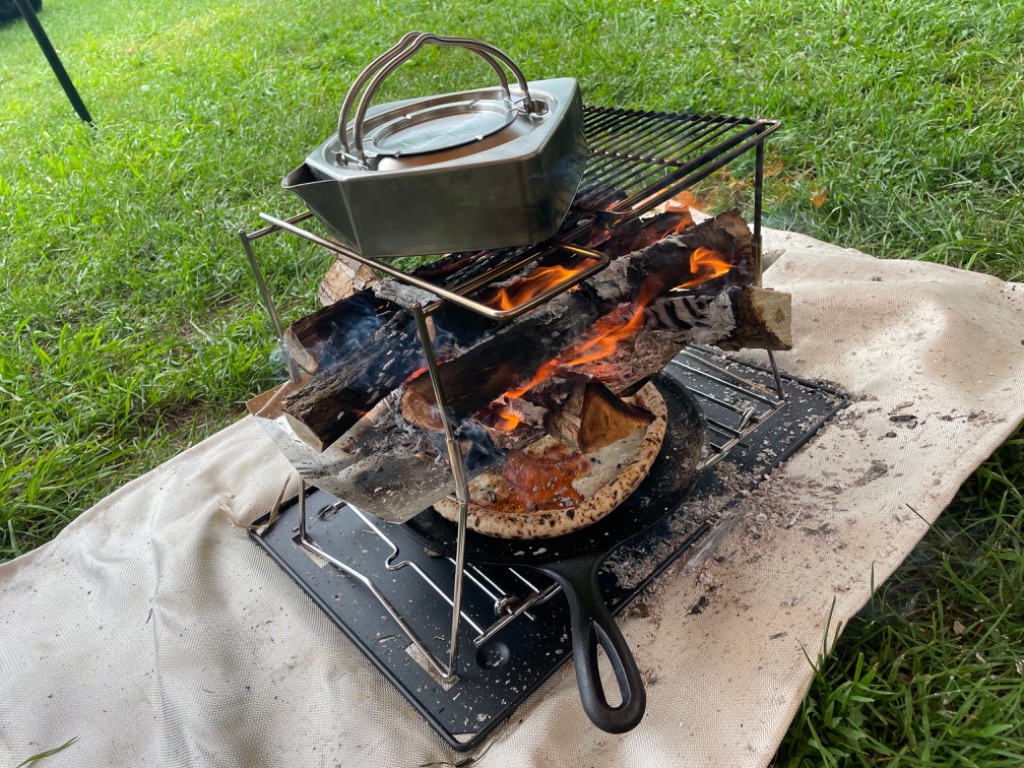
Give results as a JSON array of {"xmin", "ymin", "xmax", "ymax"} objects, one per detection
[
  {"xmin": 1, "ymin": 0, "xmax": 1022, "ymax": 763},
  {"xmin": 774, "ymin": 431, "xmax": 1024, "ymax": 766}
]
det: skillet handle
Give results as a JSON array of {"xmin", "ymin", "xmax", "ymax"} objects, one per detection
[{"xmin": 542, "ymin": 556, "xmax": 646, "ymax": 734}]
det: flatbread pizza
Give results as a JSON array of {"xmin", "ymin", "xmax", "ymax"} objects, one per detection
[{"xmin": 434, "ymin": 383, "xmax": 667, "ymax": 539}]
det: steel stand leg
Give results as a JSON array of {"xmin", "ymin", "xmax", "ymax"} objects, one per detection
[{"xmin": 412, "ymin": 303, "xmax": 470, "ymax": 681}]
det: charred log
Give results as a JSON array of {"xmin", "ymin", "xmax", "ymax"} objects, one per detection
[
  {"xmin": 284, "ymin": 291, "xmax": 392, "ymax": 375},
  {"xmin": 281, "ymin": 302, "xmax": 424, "ymax": 451},
  {"xmin": 565, "ymin": 286, "xmax": 792, "ymax": 395},
  {"xmin": 539, "ymin": 377, "xmax": 656, "ymax": 453},
  {"xmin": 282, "ymin": 299, "xmax": 494, "ymax": 450},
  {"xmin": 398, "ymin": 284, "xmax": 789, "ymax": 444},
  {"xmin": 586, "ymin": 209, "xmax": 695, "ymax": 255}
]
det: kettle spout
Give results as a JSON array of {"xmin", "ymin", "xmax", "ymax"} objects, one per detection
[{"xmin": 281, "ymin": 164, "xmax": 360, "ymax": 252}]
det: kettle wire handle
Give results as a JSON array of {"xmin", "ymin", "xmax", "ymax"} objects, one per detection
[
  {"xmin": 338, "ymin": 33, "xmax": 538, "ymax": 166},
  {"xmin": 338, "ymin": 31, "xmax": 506, "ymax": 156}
]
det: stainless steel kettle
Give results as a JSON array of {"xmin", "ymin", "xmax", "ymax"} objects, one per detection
[{"xmin": 283, "ymin": 33, "xmax": 587, "ymax": 259}]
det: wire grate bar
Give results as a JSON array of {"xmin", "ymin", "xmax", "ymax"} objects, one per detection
[
  {"xmin": 345, "ymin": 504, "xmax": 488, "ymax": 637},
  {"xmin": 577, "ymin": 118, "xmax": 737, "ymax": 206},
  {"xmin": 695, "ymin": 388, "xmax": 761, "ymax": 417},
  {"xmin": 704, "ymin": 415, "xmax": 745, "ymax": 439},
  {"xmin": 583, "ymin": 124, "xmax": 768, "ymax": 216},
  {"xmin": 583, "ymin": 109, "xmax": 749, "ymax": 157},
  {"xmin": 614, "ymin": 124, "xmax": 764, "ymax": 209},
  {"xmin": 507, "ymin": 567, "xmax": 556, "ymax": 596},
  {"xmin": 583, "ymin": 117, "xmax": 738, "ymax": 183},
  {"xmin": 450, "ymin": 560, "xmax": 505, "ymax": 604},
  {"xmin": 574, "ymin": 108, "xmax": 779, "ymax": 224},
  {"xmin": 674, "ymin": 353, "xmax": 783, "ymax": 405},
  {"xmin": 463, "ymin": 563, "xmax": 512, "ymax": 599},
  {"xmin": 584, "ymin": 112, "xmax": 729, "ymax": 170}
]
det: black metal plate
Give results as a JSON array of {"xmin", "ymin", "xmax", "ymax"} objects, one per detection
[{"xmin": 249, "ymin": 348, "xmax": 847, "ymax": 751}]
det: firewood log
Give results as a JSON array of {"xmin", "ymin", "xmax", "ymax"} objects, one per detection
[
  {"xmin": 283, "ymin": 209, "xmax": 768, "ymax": 452},
  {"xmin": 345, "ymin": 282, "xmax": 788, "ymax": 461}
]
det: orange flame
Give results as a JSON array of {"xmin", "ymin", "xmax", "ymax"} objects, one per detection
[
  {"xmin": 403, "ymin": 365, "xmax": 429, "ymax": 387},
  {"xmin": 491, "ymin": 409, "xmax": 523, "ymax": 432},
  {"xmin": 560, "ymin": 304, "xmax": 648, "ymax": 367},
  {"xmin": 506, "ymin": 359, "xmax": 560, "ymax": 400},
  {"xmin": 484, "ymin": 264, "xmax": 587, "ymax": 311},
  {"xmin": 488, "ymin": 303, "xmax": 649, "ymax": 432},
  {"xmin": 488, "ymin": 359, "xmax": 561, "ymax": 433},
  {"xmin": 676, "ymin": 247, "xmax": 733, "ymax": 289}
]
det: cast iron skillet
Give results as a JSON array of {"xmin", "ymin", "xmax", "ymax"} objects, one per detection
[{"xmin": 403, "ymin": 373, "xmax": 706, "ymax": 734}]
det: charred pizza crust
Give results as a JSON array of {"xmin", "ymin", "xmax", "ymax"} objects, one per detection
[{"xmin": 434, "ymin": 383, "xmax": 667, "ymax": 539}]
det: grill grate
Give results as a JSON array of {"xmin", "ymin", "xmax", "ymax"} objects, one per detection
[{"xmin": 575, "ymin": 108, "xmax": 779, "ymax": 224}]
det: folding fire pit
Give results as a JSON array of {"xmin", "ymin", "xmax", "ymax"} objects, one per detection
[{"xmin": 239, "ymin": 106, "xmax": 848, "ymax": 750}]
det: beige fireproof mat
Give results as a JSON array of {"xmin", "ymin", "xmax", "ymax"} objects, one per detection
[{"xmin": 2, "ymin": 230, "xmax": 1023, "ymax": 768}]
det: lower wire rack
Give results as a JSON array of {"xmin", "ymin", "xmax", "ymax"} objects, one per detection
[{"xmin": 249, "ymin": 347, "xmax": 847, "ymax": 751}]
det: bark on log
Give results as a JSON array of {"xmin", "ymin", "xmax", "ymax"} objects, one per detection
[
  {"xmin": 280, "ymin": 302, "xmax": 424, "ymax": 451},
  {"xmin": 280, "ymin": 294, "xmax": 500, "ymax": 450},
  {"xmin": 564, "ymin": 286, "xmax": 792, "ymax": 394},
  {"xmin": 284, "ymin": 291, "xmax": 392, "ymax": 374}
]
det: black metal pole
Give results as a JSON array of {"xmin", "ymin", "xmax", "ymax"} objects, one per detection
[
  {"xmin": 753, "ymin": 138, "xmax": 764, "ymax": 285},
  {"xmin": 11, "ymin": 0, "xmax": 93, "ymax": 124}
]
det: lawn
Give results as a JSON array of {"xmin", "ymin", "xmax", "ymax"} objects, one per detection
[{"xmin": 1, "ymin": 0, "xmax": 1022, "ymax": 764}]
